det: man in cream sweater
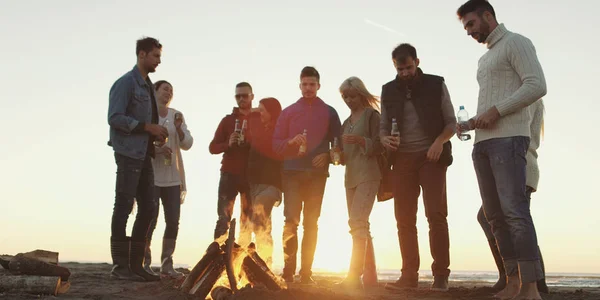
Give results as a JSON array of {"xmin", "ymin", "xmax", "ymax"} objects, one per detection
[{"xmin": 457, "ymin": 1, "xmax": 547, "ymax": 300}]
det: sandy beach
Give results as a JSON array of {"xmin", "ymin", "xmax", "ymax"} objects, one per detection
[{"xmin": 1, "ymin": 262, "xmax": 598, "ymax": 300}]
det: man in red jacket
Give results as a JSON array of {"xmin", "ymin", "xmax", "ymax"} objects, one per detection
[{"xmin": 209, "ymin": 82, "xmax": 258, "ymax": 247}]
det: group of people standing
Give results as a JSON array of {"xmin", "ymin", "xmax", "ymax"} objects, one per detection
[{"xmin": 106, "ymin": 1, "xmax": 547, "ymax": 299}]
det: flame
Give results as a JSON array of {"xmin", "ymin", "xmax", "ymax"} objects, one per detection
[
  {"xmin": 208, "ymin": 249, "xmax": 250, "ymax": 297},
  {"xmin": 214, "ymin": 232, "xmax": 228, "ymax": 245},
  {"xmin": 206, "ymin": 196, "xmax": 284, "ymax": 298},
  {"xmin": 251, "ymin": 203, "xmax": 274, "ymax": 268}
]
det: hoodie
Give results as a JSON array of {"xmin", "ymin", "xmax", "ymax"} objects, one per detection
[{"xmin": 209, "ymin": 107, "xmax": 258, "ymax": 176}]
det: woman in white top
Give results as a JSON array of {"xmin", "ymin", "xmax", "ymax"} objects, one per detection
[{"xmin": 144, "ymin": 80, "xmax": 194, "ymax": 278}]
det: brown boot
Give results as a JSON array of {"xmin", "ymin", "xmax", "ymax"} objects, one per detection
[
  {"xmin": 335, "ymin": 236, "xmax": 367, "ymax": 290},
  {"xmin": 363, "ymin": 235, "xmax": 378, "ymax": 287},
  {"xmin": 385, "ymin": 272, "xmax": 418, "ymax": 291}
]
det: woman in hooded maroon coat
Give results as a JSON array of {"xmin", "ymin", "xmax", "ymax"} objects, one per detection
[{"xmin": 247, "ymin": 97, "xmax": 283, "ymax": 268}]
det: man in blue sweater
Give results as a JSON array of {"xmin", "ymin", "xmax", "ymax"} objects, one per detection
[{"xmin": 273, "ymin": 66, "xmax": 342, "ymax": 284}]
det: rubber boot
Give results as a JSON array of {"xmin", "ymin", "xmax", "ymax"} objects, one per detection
[
  {"xmin": 130, "ymin": 240, "xmax": 161, "ymax": 282},
  {"xmin": 160, "ymin": 238, "xmax": 183, "ymax": 278},
  {"xmin": 110, "ymin": 236, "xmax": 144, "ymax": 281}
]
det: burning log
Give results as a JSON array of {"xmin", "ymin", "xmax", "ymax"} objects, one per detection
[
  {"xmin": 211, "ymin": 286, "xmax": 233, "ymax": 300},
  {"xmin": 8, "ymin": 253, "xmax": 71, "ymax": 281},
  {"xmin": 242, "ymin": 243, "xmax": 282, "ymax": 291},
  {"xmin": 180, "ymin": 241, "xmax": 221, "ymax": 293},
  {"xmin": 180, "ymin": 218, "xmax": 284, "ymax": 300},
  {"xmin": 225, "ymin": 218, "xmax": 239, "ymax": 293},
  {"xmin": 189, "ymin": 255, "xmax": 226, "ymax": 297}
]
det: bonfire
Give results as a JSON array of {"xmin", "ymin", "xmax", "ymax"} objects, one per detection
[{"xmin": 180, "ymin": 218, "xmax": 285, "ymax": 299}]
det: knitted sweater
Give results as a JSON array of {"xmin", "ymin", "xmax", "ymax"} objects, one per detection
[
  {"xmin": 152, "ymin": 108, "xmax": 194, "ymax": 203},
  {"xmin": 474, "ymin": 23, "xmax": 547, "ymax": 143},
  {"xmin": 526, "ymin": 99, "xmax": 544, "ymax": 191}
]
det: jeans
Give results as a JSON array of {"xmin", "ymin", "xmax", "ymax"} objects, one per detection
[
  {"xmin": 393, "ymin": 151, "xmax": 450, "ymax": 277},
  {"xmin": 473, "ymin": 136, "xmax": 543, "ymax": 283},
  {"xmin": 249, "ymin": 184, "xmax": 282, "ymax": 266},
  {"xmin": 147, "ymin": 185, "xmax": 181, "ymax": 240},
  {"xmin": 477, "ymin": 187, "xmax": 546, "ymax": 280},
  {"xmin": 282, "ymin": 171, "xmax": 327, "ymax": 278},
  {"xmin": 214, "ymin": 172, "xmax": 252, "ymax": 246},
  {"xmin": 111, "ymin": 153, "xmax": 158, "ymax": 242},
  {"xmin": 345, "ymin": 181, "xmax": 378, "ymax": 239}
]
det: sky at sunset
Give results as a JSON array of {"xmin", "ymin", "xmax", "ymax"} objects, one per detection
[{"xmin": 1, "ymin": 0, "xmax": 599, "ymax": 275}]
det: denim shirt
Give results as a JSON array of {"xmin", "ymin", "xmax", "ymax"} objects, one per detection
[{"xmin": 107, "ymin": 65, "xmax": 157, "ymax": 160}]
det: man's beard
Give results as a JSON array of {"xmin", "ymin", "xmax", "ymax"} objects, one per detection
[
  {"xmin": 238, "ymin": 102, "xmax": 250, "ymax": 109},
  {"xmin": 478, "ymin": 22, "xmax": 491, "ymax": 43},
  {"xmin": 398, "ymin": 74, "xmax": 416, "ymax": 82}
]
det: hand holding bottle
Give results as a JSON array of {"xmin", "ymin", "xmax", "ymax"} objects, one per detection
[
  {"xmin": 456, "ymin": 106, "xmax": 473, "ymax": 141},
  {"xmin": 174, "ymin": 113, "xmax": 183, "ymax": 129},
  {"xmin": 288, "ymin": 133, "xmax": 307, "ymax": 146},
  {"xmin": 342, "ymin": 134, "xmax": 365, "ymax": 146}
]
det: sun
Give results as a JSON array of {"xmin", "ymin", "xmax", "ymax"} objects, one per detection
[
  {"xmin": 310, "ymin": 223, "xmax": 353, "ymax": 273},
  {"xmin": 312, "ymin": 236, "xmax": 351, "ymax": 274}
]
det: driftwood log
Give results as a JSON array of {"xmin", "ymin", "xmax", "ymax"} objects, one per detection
[
  {"xmin": 8, "ymin": 253, "xmax": 71, "ymax": 281},
  {"xmin": 0, "ymin": 255, "xmax": 11, "ymax": 269},
  {"xmin": 0, "ymin": 250, "xmax": 59, "ymax": 270},
  {"xmin": 0, "ymin": 275, "xmax": 61, "ymax": 295},
  {"xmin": 22, "ymin": 250, "xmax": 59, "ymax": 265}
]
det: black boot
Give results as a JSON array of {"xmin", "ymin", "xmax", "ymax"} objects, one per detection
[
  {"xmin": 130, "ymin": 240, "xmax": 161, "ymax": 282},
  {"xmin": 160, "ymin": 239, "xmax": 183, "ymax": 278},
  {"xmin": 143, "ymin": 239, "xmax": 158, "ymax": 276},
  {"xmin": 487, "ymin": 239, "xmax": 506, "ymax": 291},
  {"xmin": 335, "ymin": 236, "xmax": 367, "ymax": 290},
  {"xmin": 110, "ymin": 236, "xmax": 144, "ymax": 281}
]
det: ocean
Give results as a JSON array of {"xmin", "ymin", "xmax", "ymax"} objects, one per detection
[
  {"xmin": 308, "ymin": 269, "xmax": 600, "ymax": 288},
  {"xmin": 143, "ymin": 261, "xmax": 600, "ymax": 288}
]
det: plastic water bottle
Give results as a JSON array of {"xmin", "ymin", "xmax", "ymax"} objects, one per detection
[{"xmin": 457, "ymin": 106, "xmax": 471, "ymax": 141}]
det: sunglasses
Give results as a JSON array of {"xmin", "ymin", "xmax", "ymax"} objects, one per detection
[{"xmin": 235, "ymin": 93, "xmax": 252, "ymax": 100}]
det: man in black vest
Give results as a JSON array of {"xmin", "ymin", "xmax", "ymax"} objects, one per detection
[{"xmin": 380, "ymin": 43, "xmax": 457, "ymax": 292}]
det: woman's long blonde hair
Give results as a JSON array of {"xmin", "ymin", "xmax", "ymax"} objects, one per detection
[{"xmin": 339, "ymin": 76, "xmax": 380, "ymax": 111}]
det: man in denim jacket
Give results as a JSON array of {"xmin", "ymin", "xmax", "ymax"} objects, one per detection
[{"xmin": 107, "ymin": 37, "xmax": 168, "ymax": 282}]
